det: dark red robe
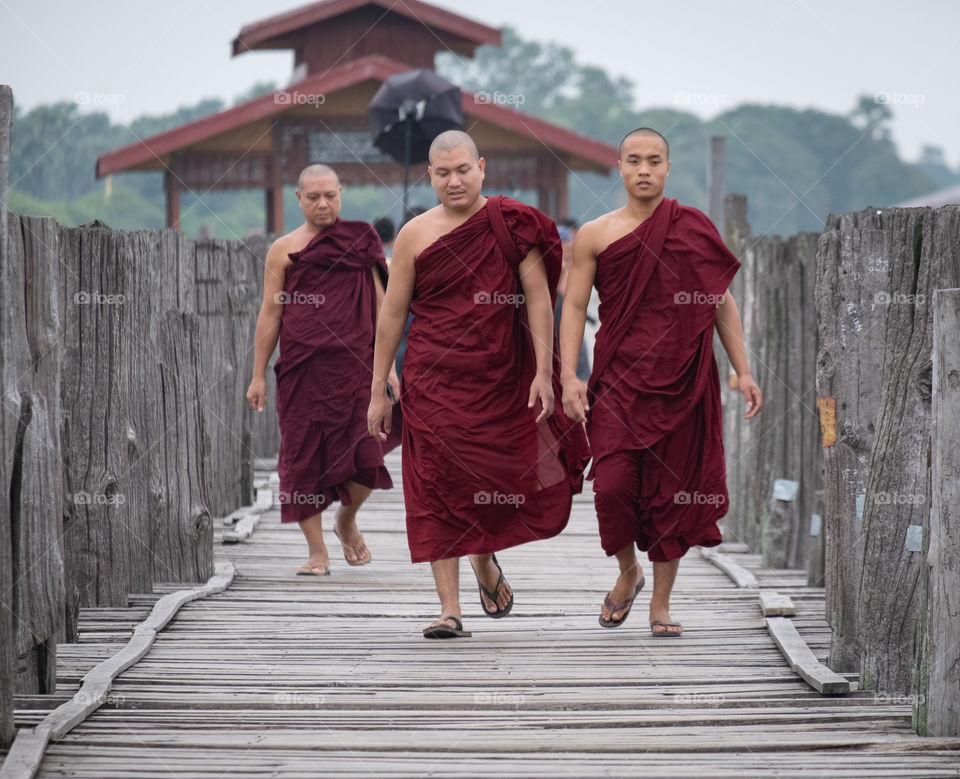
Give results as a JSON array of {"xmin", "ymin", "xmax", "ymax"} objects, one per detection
[
  {"xmin": 587, "ymin": 198, "xmax": 740, "ymax": 561},
  {"xmin": 274, "ymin": 219, "xmax": 395, "ymax": 523},
  {"xmin": 400, "ymin": 197, "xmax": 591, "ymax": 563}
]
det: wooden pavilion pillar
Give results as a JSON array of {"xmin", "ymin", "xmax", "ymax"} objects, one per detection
[
  {"xmin": 266, "ymin": 127, "xmax": 285, "ymax": 235},
  {"xmin": 164, "ymin": 170, "xmax": 180, "ymax": 230},
  {"xmin": 535, "ymin": 156, "xmax": 569, "ymax": 220}
]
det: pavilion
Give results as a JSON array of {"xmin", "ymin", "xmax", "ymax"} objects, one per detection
[{"xmin": 96, "ymin": 0, "xmax": 617, "ymax": 232}]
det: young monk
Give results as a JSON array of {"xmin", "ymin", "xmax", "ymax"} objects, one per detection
[
  {"xmin": 368, "ymin": 131, "xmax": 590, "ymax": 639},
  {"xmin": 560, "ymin": 128, "xmax": 762, "ymax": 636},
  {"xmin": 247, "ymin": 164, "xmax": 399, "ymax": 576}
]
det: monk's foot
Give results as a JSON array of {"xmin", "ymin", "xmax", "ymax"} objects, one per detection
[
  {"xmin": 333, "ymin": 512, "xmax": 371, "ymax": 565},
  {"xmin": 468, "ymin": 554, "xmax": 514, "ymax": 617},
  {"xmin": 600, "ymin": 566, "xmax": 645, "ymax": 624},
  {"xmin": 422, "ymin": 614, "xmax": 471, "ymax": 639},
  {"xmin": 649, "ymin": 605, "xmax": 683, "ymax": 636},
  {"xmin": 296, "ymin": 553, "xmax": 330, "ymax": 577}
]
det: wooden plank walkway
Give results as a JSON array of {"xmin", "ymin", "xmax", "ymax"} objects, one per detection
[{"xmin": 8, "ymin": 453, "xmax": 960, "ymax": 777}]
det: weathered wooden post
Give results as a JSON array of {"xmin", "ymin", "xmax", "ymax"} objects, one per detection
[
  {"xmin": 816, "ymin": 208, "xmax": 893, "ymax": 674},
  {"xmin": 707, "ymin": 136, "xmax": 726, "ymax": 232},
  {"xmin": 0, "ymin": 81, "xmax": 15, "ymax": 748},
  {"xmin": 916, "ymin": 287, "xmax": 960, "ymax": 736}
]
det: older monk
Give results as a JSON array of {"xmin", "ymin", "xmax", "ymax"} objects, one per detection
[
  {"xmin": 560, "ymin": 128, "xmax": 762, "ymax": 636},
  {"xmin": 368, "ymin": 131, "xmax": 590, "ymax": 639},
  {"xmin": 247, "ymin": 164, "xmax": 399, "ymax": 576}
]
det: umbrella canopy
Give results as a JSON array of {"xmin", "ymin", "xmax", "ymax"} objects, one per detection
[{"xmin": 368, "ymin": 69, "xmax": 463, "ymax": 164}]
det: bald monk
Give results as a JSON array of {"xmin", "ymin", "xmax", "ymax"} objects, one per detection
[
  {"xmin": 560, "ymin": 128, "xmax": 762, "ymax": 636},
  {"xmin": 247, "ymin": 164, "xmax": 399, "ymax": 576},
  {"xmin": 367, "ymin": 130, "xmax": 590, "ymax": 639}
]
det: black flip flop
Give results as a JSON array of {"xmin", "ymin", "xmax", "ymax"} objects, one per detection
[
  {"xmin": 598, "ymin": 575, "xmax": 645, "ymax": 628},
  {"xmin": 423, "ymin": 616, "xmax": 472, "ymax": 639},
  {"xmin": 471, "ymin": 553, "xmax": 514, "ymax": 618}
]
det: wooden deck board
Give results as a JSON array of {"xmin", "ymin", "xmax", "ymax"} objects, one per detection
[{"xmin": 10, "ymin": 453, "xmax": 958, "ymax": 777}]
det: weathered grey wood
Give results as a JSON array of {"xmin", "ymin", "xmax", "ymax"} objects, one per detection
[
  {"xmin": 721, "ymin": 196, "xmax": 820, "ymax": 570},
  {"xmin": 707, "ymin": 136, "xmax": 726, "ymax": 231},
  {"xmin": 245, "ymin": 235, "xmax": 282, "ymax": 459},
  {"xmin": 700, "ymin": 547, "xmax": 758, "ymax": 588},
  {"xmin": 222, "ymin": 514, "xmax": 260, "ymax": 544},
  {"xmin": 816, "ymin": 208, "xmax": 895, "ymax": 674},
  {"xmin": 0, "ymin": 562, "xmax": 234, "ymax": 778},
  {"xmin": 193, "ymin": 238, "xmax": 260, "ymax": 515},
  {"xmin": 857, "ymin": 207, "xmax": 960, "ymax": 695},
  {"xmin": 0, "ymin": 83, "xmax": 15, "ymax": 748},
  {"xmin": 919, "ymin": 288, "xmax": 960, "ymax": 736},
  {"xmin": 152, "ymin": 310, "xmax": 214, "ymax": 582},
  {"xmin": 3, "ymin": 215, "xmax": 67, "ymax": 699},
  {"xmin": 766, "ymin": 617, "xmax": 849, "ymax": 695},
  {"xmin": 759, "ymin": 591, "xmax": 796, "ymax": 617}
]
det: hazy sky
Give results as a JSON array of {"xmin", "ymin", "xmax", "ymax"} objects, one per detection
[{"xmin": 2, "ymin": 0, "xmax": 958, "ymax": 164}]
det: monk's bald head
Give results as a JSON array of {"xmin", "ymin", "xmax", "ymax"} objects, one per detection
[
  {"xmin": 298, "ymin": 164, "xmax": 339, "ymax": 190},
  {"xmin": 619, "ymin": 128, "xmax": 670, "ymax": 160},
  {"xmin": 428, "ymin": 131, "xmax": 479, "ymax": 165}
]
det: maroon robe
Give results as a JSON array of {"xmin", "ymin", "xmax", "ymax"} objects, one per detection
[
  {"xmin": 587, "ymin": 198, "xmax": 740, "ymax": 561},
  {"xmin": 401, "ymin": 197, "xmax": 591, "ymax": 563},
  {"xmin": 275, "ymin": 219, "xmax": 395, "ymax": 523}
]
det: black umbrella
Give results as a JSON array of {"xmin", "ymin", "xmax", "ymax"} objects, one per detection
[{"xmin": 368, "ymin": 69, "xmax": 463, "ymax": 216}]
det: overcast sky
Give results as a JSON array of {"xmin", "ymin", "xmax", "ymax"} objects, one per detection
[{"xmin": 2, "ymin": 0, "xmax": 957, "ymax": 165}]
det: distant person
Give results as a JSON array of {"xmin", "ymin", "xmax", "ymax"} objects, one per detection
[
  {"xmin": 368, "ymin": 131, "xmax": 590, "ymax": 639},
  {"xmin": 373, "ymin": 216, "xmax": 396, "ymax": 263},
  {"xmin": 247, "ymin": 164, "xmax": 400, "ymax": 576},
  {"xmin": 560, "ymin": 128, "xmax": 762, "ymax": 636},
  {"xmin": 553, "ymin": 217, "xmax": 590, "ymax": 381}
]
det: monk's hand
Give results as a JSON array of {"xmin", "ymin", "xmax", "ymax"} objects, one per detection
[
  {"xmin": 738, "ymin": 374, "xmax": 763, "ymax": 419},
  {"xmin": 367, "ymin": 386, "xmax": 393, "ymax": 441},
  {"xmin": 561, "ymin": 377, "xmax": 590, "ymax": 424},
  {"xmin": 246, "ymin": 376, "xmax": 267, "ymax": 412},
  {"xmin": 528, "ymin": 373, "xmax": 554, "ymax": 423}
]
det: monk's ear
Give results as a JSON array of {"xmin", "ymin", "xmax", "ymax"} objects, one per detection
[{"xmin": 477, "ymin": 156, "xmax": 486, "ymax": 176}]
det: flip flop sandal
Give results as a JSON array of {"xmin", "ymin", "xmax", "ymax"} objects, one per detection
[
  {"xmin": 598, "ymin": 576, "xmax": 645, "ymax": 628},
  {"xmin": 423, "ymin": 616, "xmax": 472, "ymax": 639},
  {"xmin": 650, "ymin": 620, "xmax": 683, "ymax": 637},
  {"xmin": 333, "ymin": 527, "xmax": 372, "ymax": 565},
  {"xmin": 471, "ymin": 553, "xmax": 514, "ymax": 618}
]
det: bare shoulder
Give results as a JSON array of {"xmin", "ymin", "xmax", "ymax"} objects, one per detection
[
  {"xmin": 266, "ymin": 228, "xmax": 306, "ymax": 270},
  {"xmin": 580, "ymin": 208, "xmax": 640, "ymax": 255},
  {"xmin": 395, "ymin": 207, "xmax": 446, "ymax": 259}
]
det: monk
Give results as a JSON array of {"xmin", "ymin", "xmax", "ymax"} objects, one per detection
[
  {"xmin": 560, "ymin": 128, "xmax": 762, "ymax": 636},
  {"xmin": 246, "ymin": 164, "xmax": 399, "ymax": 576},
  {"xmin": 367, "ymin": 130, "xmax": 590, "ymax": 639}
]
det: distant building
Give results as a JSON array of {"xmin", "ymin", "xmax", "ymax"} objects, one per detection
[
  {"xmin": 894, "ymin": 184, "xmax": 960, "ymax": 208},
  {"xmin": 96, "ymin": 0, "xmax": 617, "ymax": 231}
]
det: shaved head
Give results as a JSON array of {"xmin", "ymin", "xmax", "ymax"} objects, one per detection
[
  {"xmin": 619, "ymin": 128, "xmax": 670, "ymax": 159},
  {"xmin": 298, "ymin": 164, "xmax": 339, "ymax": 190},
  {"xmin": 429, "ymin": 130, "xmax": 479, "ymax": 164}
]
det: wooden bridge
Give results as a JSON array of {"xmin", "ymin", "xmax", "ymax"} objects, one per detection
[{"xmin": 4, "ymin": 455, "xmax": 959, "ymax": 778}]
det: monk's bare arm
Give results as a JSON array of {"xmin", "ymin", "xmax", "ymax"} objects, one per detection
[
  {"xmin": 372, "ymin": 268, "xmax": 400, "ymax": 391},
  {"xmin": 367, "ymin": 226, "xmax": 416, "ymax": 438},
  {"xmin": 518, "ymin": 246, "xmax": 555, "ymax": 423},
  {"xmin": 715, "ymin": 292, "xmax": 762, "ymax": 418},
  {"xmin": 246, "ymin": 240, "xmax": 289, "ymax": 411},
  {"xmin": 559, "ymin": 223, "xmax": 598, "ymax": 422}
]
